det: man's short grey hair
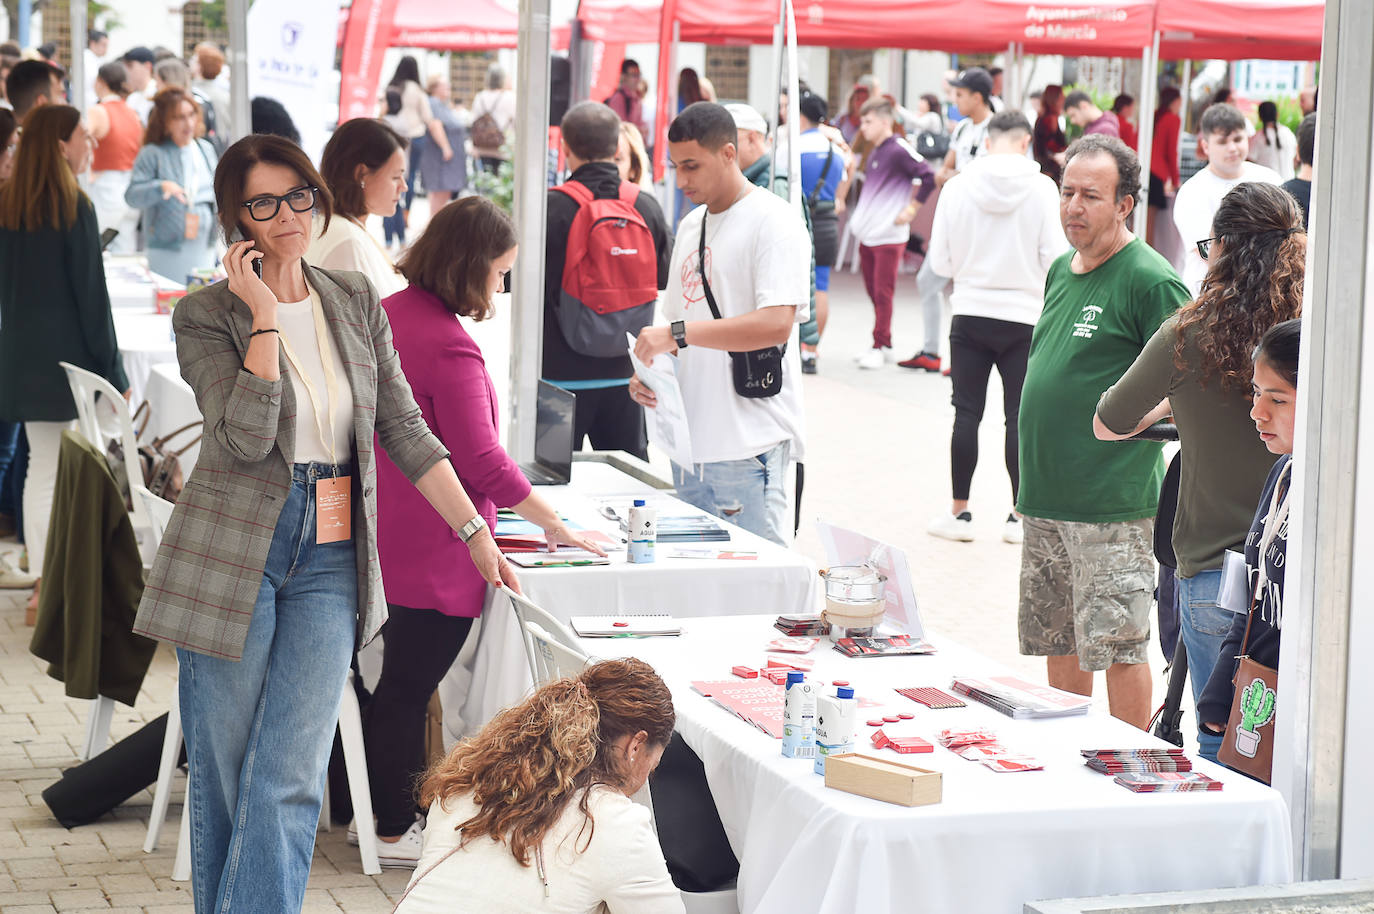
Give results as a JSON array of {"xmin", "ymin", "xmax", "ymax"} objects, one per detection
[
  {"xmin": 987, "ymin": 110, "xmax": 1031, "ymax": 138},
  {"xmin": 486, "ymin": 64, "xmax": 507, "ymax": 91},
  {"xmin": 1063, "ymin": 134, "xmax": 1141, "ymax": 204}
]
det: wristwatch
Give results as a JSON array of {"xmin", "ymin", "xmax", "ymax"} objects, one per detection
[
  {"xmin": 671, "ymin": 320, "xmax": 688, "ymax": 349},
  {"xmin": 456, "ymin": 515, "xmax": 488, "ymax": 544}
]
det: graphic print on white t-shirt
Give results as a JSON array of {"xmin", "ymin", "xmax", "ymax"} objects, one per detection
[{"xmin": 663, "ymin": 188, "xmax": 811, "ymax": 464}]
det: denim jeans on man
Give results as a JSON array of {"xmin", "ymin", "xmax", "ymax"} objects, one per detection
[
  {"xmin": 672, "ymin": 441, "xmax": 791, "ymax": 547},
  {"xmin": 1176, "ymin": 567, "xmax": 1228, "ymax": 762},
  {"xmin": 178, "ymin": 463, "xmax": 357, "ymax": 914},
  {"xmin": 0, "ymin": 420, "xmax": 19, "ymax": 518}
]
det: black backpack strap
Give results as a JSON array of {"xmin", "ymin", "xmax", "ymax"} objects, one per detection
[
  {"xmin": 698, "ymin": 213, "xmax": 723, "ymax": 321},
  {"xmin": 808, "ymin": 144, "xmax": 834, "ymax": 208}
]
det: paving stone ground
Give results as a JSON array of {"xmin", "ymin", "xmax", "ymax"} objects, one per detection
[{"xmin": 0, "ymin": 216, "xmax": 1183, "ymax": 913}]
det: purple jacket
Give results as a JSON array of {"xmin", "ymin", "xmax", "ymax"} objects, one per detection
[{"xmin": 375, "ymin": 285, "xmax": 532, "ymax": 617}]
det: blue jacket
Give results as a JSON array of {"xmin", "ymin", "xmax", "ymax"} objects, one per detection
[{"xmin": 125, "ymin": 139, "xmax": 218, "ymax": 250}]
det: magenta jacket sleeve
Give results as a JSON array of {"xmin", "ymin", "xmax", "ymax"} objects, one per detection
[{"xmin": 429, "ymin": 331, "xmax": 533, "ymax": 511}]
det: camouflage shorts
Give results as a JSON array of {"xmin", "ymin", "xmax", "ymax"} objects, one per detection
[{"xmin": 1018, "ymin": 515, "xmax": 1154, "ymax": 672}]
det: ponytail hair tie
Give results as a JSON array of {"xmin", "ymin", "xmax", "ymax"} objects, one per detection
[{"xmin": 1285, "ymin": 226, "xmax": 1305, "ymax": 236}]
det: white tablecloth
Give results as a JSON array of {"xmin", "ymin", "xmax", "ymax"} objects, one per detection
[
  {"xmin": 589, "ymin": 615, "xmax": 1293, "ymax": 914},
  {"xmin": 145, "ymin": 362, "xmax": 201, "ymax": 469},
  {"xmin": 436, "ymin": 463, "xmax": 820, "ymax": 737},
  {"xmin": 113, "ymin": 311, "xmax": 176, "ymax": 405}
]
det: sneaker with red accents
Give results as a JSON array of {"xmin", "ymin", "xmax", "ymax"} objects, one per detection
[{"xmin": 898, "ymin": 352, "xmax": 942, "ymax": 372}]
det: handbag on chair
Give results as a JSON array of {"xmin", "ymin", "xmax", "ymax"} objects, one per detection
[{"xmin": 107, "ymin": 402, "xmax": 203, "ymax": 506}]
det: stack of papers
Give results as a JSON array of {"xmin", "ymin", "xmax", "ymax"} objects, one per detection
[
  {"xmin": 690, "ymin": 680, "xmax": 784, "ymax": 738},
  {"xmin": 950, "ymin": 675, "xmax": 1091, "ymax": 719},
  {"xmin": 832, "ymin": 635, "xmax": 936, "ymax": 658},
  {"xmin": 570, "ymin": 614, "xmax": 681, "ymax": 637},
  {"xmin": 507, "ymin": 551, "xmax": 611, "ymax": 568},
  {"xmin": 775, "ymin": 614, "xmax": 829, "ymax": 637},
  {"xmin": 1082, "ymin": 748, "xmax": 1192, "ymax": 774},
  {"xmin": 649, "ymin": 516, "xmax": 732, "ymax": 543},
  {"xmin": 1114, "ymin": 772, "xmax": 1223, "ymax": 793}
]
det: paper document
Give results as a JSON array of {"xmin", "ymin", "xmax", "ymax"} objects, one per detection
[{"xmin": 627, "ymin": 332, "xmax": 694, "ymax": 468}]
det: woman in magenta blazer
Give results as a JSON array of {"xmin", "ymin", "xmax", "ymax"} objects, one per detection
[{"xmin": 369, "ymin": 196, "xmax": 603, "ymax": 866}]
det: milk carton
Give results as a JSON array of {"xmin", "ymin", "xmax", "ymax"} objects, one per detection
[{"xmin": 813, "ymin": 686, "xmax": 858, "ymax": 775}]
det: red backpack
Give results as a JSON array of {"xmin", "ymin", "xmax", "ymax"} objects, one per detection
[{"xmin": 551, "ymin": 180, "xmax": 659, "ymax": 358}]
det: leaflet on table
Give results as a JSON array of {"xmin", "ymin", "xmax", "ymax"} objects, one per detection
[
  {"xmin": 949, "ymin": 675, "xmax": 1091, "ymax": 719},
  {"xmin": 627, "ymin": 332, "xmax": 694, "ymax": 469},
  {"xmin": 495, "ymin": 530, "xmax": 621, "ymax": 554},
  {"xmin": 571, "ymin": 614, "xmax": 681, "ymax": 637},
  {"xmin": 832, "ymin": 635, "xmax": 936, "ymax": 658},
  {"xmin": 815, "ymin": 521, "xmax": 924, "ymax": 638},
  {"xmin": 507, "ymin": 550, "xmax": 612, "ymax": 568},
  {"xmin": 691, "ymin": 680, "xmax": 786, "ymax": 738}
]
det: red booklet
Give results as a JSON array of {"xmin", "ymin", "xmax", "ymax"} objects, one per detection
[{"xmin": 691, "ymin": 680, "xmax": 785, "ymax": 738}]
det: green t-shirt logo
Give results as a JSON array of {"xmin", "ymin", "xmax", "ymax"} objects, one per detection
[{"xmin": 1072, "ymin": 304, "xmax": 1104, "ymax": 339}]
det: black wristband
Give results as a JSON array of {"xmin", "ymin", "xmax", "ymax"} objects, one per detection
[{"xmin": 250, "ymin": 328, "xmax": 279, "ymax": 338}]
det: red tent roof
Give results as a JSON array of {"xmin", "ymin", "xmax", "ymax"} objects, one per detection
[{"xmin": 1155, "ymin": 0, "xmax": 1324, "ymax": 60}]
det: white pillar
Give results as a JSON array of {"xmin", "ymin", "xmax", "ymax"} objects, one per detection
[
  {"xmin": 69, "ymin": 1, "xmax": 86, "ymax": 111},
  {"xmin": 508, "ymin": 0, "xmax": 552, "ymax": 462},
  {"xmin": 226, "ymin": 0, "xmax": 250, "ymax": 142},
  {"xmin": 1134, "ymin": 34, "xmax": 1158, "ymax": 235}
]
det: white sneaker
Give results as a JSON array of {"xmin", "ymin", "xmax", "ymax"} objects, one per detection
[
  {"xmin": 0, "ymin": 553, "xmax": 36, "ymax": 589},
  {"xmin": 376, "ymin": 818, "xmax": 424, "ymax": 868},
  {"xmin": 1002, "ymin": 513, "xmax": 1024, "ymax": 545},
  {"xmin": 884, "ymin": 347, "xmax": 900, "ymax": 364},
  {"xmin": 928, "ymin": 511, "xmax": 975, "ymax": 542},
  {"xmin": 346, "ymin": 819, "xmax": 359, "ymax": 847},
  {"xmin": 857, "ymin": 347, "xmax": 888, "ymax": 370}
]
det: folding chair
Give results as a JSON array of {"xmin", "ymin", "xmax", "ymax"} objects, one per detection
[
  {"xmin": 523, "ymin": 621, "xmax": 591, "ymax": 685},
  {"xmin": 504, "ymin": 589, "xmax": 583, "ymax": 685}
]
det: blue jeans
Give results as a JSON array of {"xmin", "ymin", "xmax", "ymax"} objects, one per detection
[
  {"xmin": 178, "ymin": 463, "xmax": 358, "ymax": 914},
  {"xmin": 1177, "ymin": 568, "xmax": 1229, "ymax": 762},
  {"xmin": 672, "ymin": 441, "xmax": 791, "ymax": 547},
  {"xmin": 0, "ymin": 420, "xmax": 19, "ymax": 517}
]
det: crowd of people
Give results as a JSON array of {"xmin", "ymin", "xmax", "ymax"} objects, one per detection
[{"xmin": 0, "ymin": 33, "xmax": 1322, "ymax": 912}]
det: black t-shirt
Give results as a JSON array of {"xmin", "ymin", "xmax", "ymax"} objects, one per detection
[
  {"xmin": 541, "ymin": 162, "xmax": 673, "ymax": 382},
  {"xmin": 1280, "ymin": 177, "xmax": 1311, "ymax": 229},
  {"xmin": 1198, "ymin": 455, "xmax": 1290, "ymax": 726}
]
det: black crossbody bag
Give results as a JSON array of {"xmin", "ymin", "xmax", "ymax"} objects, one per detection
[{"xmin": 698, "ymin": 212, "xmax": 785, "ymax": 399}]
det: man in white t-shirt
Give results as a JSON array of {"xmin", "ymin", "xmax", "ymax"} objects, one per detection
[
  {"xmin": 899, "ymin": 67, "xmax": 995, "ymax": 373},
  {"xmin": 1173, "ymin": 103, "xmax": 1281, "ymax": 295},
  {"xmin": 631, "ymin": 102, "xmax": 810, "ymax": 546}
]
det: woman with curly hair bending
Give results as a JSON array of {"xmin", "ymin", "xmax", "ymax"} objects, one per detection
[
  {"xmin": 1092, "ymin": 181, "xmax": 1305, "ymax": 761},
  {"xmin": 393, "ymin": 658, "xmax": 685, "ymax": 913}
]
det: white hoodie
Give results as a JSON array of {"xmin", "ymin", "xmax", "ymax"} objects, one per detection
[{"xmin": 926, "ymin": 153, "xmax": 1069, "ymax": 326}]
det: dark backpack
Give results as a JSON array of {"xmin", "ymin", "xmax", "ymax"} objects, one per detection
[
  {"xmin": 916, "ymin": 130, "xmax": 950, "ymax": 161},
  {"xmin": 550, "ymin": 180, "xmax": 659, "ymax": 358}
]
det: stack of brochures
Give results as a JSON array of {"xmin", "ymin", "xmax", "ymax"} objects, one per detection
[
  {"xmin": 832, "ymin": 635, "xmax": 936, "ymax": 658},
  {"xmin": 950, "ymin": 675, "xmax": 1091, "ymax": 719},
  {"xmin": 1114, "ymin": 772, "xmax": 1223, "ymax": 793},
  {"xmin": 774, "ymin": 614, "xmax": 830, "ymax": 637},
  {"xmin": 1081, "ymin": 748, "xmax": 1192, "ymax": 774}
]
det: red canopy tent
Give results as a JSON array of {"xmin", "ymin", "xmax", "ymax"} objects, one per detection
[{"xmin": 1155, "ymin": 0, "xmax": 1324, "ymax": 60}]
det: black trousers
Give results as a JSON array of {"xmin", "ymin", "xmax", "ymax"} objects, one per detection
[
  {"xmin": 364, "ymin": 604, "xmax": 474, "ymax": 836},
  {"xmin": 572, "ymin": 385, "xmax": 649, "ymax": 461},
  {"xmin": 948, "ymin": 315, "xmax": 1032, "ymax": 502}
]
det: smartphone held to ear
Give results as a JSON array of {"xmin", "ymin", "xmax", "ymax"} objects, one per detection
[{"xmin": 228, "ymin": 228, "xmax": 264, "ymax": 279}]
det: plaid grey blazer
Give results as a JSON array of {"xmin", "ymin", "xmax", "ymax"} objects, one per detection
[{"xmin": 133, "ymin": 264, "xmax": 449, "ymax": 660}]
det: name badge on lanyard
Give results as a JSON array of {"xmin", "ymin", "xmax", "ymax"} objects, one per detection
[{"xmin": 278, "ymin": 287, "xmax": 352, "ymax": 544}]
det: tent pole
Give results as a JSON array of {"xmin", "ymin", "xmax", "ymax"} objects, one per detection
[
  {"xmin": 784, "ymin": 0, "xmax": 801, "ymax": 209},
  {"xmin": 1134, "ymin": 35, "xmax": 1157, "ymax": 235},
  {"xmin": 227, "ymin": 0, "xmax": 251, "ymax": 143},
  {"xmin": 767, "ymin": 0, "xmax": 784, "ymax": 191},
  {"xmin": 1180, "ymin": 59, "xmax": 1193, "ymax": 130},
  {"xmin": 508, "ymin": 0, "xmax": 553, "ymax": 463},
  {"xmin": 664, "ymin": 20, "xmax": 679, "ymax": 214},
  {"xmin": 69, "ymin": 0, "xmax": 87, "ymax": 112}
]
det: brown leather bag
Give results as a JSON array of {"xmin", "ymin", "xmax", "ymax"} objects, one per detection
[
  {"xmin": 1216, "ymin": 613, "xmax": 1277, "ymax": 784},
  {"xmin": 108, "ymin": 403, "xmax": 203, "ymax": 506}
]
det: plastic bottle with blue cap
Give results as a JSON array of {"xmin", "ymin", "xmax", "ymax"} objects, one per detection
[
  {"xmin": 627, "ymin": 499, "xmax": 656, "ymax": 563},
  {"xmin": 782, "ymin": 670, "xmax": 817, "ymax": 758}
]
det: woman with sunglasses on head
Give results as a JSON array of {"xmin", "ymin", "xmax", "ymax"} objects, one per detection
[
  {"xmin": 132, "ymin": 134, "xmax": 520, "ymax": 914},
  {"xmin": 1197, "ymin": 319, "xmax": 1300, "ymax": 767},
  {"xmin": 125, "ymin": 87, "xmax": 219, "ymax": 281},
  {"xmin": 1093, "ymin": 182, "xmax": 1305, "ymax": 760},
  {"xmin": 0, "ymin": 104, "xmax": 126, "ymax": 611}
]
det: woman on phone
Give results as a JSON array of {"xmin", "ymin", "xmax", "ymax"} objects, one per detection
[{"xmin": 132, "ymin": 134, "xmax": 518, "ymax": 913}]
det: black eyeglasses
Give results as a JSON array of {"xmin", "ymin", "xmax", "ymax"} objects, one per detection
[
  {"xmin": 1196, "ymin": 236, "xmax": 1221, "ymax": 261},
  {"xmin": 242, "ymin": 185, "xmax": 319, "ymax": 222}
]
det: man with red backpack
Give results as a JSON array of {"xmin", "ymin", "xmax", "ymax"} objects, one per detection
[{"xmin": 544, "ymin": 102, "xmax": 673, "ymax": 460}]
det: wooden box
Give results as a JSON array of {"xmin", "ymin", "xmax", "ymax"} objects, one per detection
[{"xmin": 824, "ymin": 753, "xmax": 943, "ymax": 807}]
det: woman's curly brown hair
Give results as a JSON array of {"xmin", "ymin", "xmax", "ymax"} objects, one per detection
[
  {"xmin": 1174, "ymin": 181, "xmax": 1306, "ymax": 392},
  {"xmin": 418, "ymin": 657, "xmax": 674, "ymax": 867}
]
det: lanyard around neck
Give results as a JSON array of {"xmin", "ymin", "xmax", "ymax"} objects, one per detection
[
  {"xmin": 1255, "ymin": 460, "xmax": 1292, "ymax": 597},
  {"xmin": 276, "ymin": 283, "xmax": 344, "ymax": 468}
]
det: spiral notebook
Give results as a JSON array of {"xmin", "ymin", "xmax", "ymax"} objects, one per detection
[{"xmin": 570, "ymin": 614, "xmax": 681, "ymax": 637}]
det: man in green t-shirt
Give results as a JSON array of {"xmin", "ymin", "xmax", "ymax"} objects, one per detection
[{"xmin": 1016, "ymin": 135, "xmax": 1190, "ymax": 729}]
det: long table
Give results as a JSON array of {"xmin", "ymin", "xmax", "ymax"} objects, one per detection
[
  {"xmin": 435, "ymin": 462, "xmax": 821, "ymax": 737},
  {"xmin": 585, "ymin": 614, "xmax": 1293, "ymax": 914}
]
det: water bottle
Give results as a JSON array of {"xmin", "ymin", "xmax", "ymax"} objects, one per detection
[{"xmin": 627, "ymin": 499, "xmax": 656, "ymax": 564}]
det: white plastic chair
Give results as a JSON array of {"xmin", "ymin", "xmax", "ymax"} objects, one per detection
[
  {"xmin": 59, "ymin": 361, "xmax": 153, "ymax": 549},
  {"xmin": 523, "ymin": 621, "xmax": 591, "ymax": 684},
  {"xmin": 505, "ymin": 590, "xmax": 583, "ymax": 685}
]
